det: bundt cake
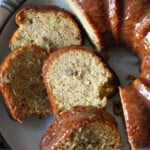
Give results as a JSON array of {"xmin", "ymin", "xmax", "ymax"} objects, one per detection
[
  {"xmin": 42, "ymin": 46, "xmax": 118, "ymax": 117},
  {"xmin": 0, "ymin": 45, "xmax": 51, "ymax": 124},
  {"xmin": 40, "ymin": 106, "xmax": 122, "ymax": 150},
  {"xmin": 9, "ymin": 5, "xmax": 82, "ymax": 52},
  {"xmin": 66, "ymin": 0, "xmax": 150, "ymax": 149}
]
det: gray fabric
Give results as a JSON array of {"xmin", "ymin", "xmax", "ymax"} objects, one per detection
[
  {"xmin": 0, "ymin": 0, "xmax": 24, "ymax": 31},
  {"xmin": 0, "ymin": 1, "xmax": 24, "ymax": 148}
]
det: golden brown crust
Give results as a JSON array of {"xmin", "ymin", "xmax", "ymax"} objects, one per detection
[
  {"xmin": 9, "ymin": 29, "xmax": 19, "ymax": 51},
  {"xmin": 0, "ymin": 45, "xmax": 51, "ymax": 123},
  {"xmin": 40, "ymin": 106, "xmax": 122, "ymax": 150},
  {"xmin": 42, "ymin": 46, "xmax": 118, "ymax": 117},
  {"xmin": 15, "ymin": 5, "xmax": 77, "ymax": 24},
  {"xmin": 56, "ymin": 106, "xmax": 117, "ymax": 126},
  {"xmin": 9, "ymin": 5, "xmax": 82, "ymax": 51}
]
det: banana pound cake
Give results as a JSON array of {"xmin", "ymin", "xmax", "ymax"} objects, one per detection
[
  {"xmin": 9, "ymin": 5, "xmax": 82, "ymax": 52},
  {"xmin": 43, "ymin": 46, "xmax": 118, "ymax": 117},
  {"xmin": 0, "ymin": 45, "xmax": 51, "ymax": 124},
  {"xmin": 40, "ymin": 106, "xmax": 122, "ymax": 150}
]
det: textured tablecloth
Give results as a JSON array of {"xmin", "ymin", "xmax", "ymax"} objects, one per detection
[{"xmin": 0, "ymin": 1, "xmax": 24, "ymax": 149}]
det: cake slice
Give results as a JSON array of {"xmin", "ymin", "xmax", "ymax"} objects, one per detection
[
  {"xmin": 40, "ymin": 106, "xmax": 122, "ymax": 150},
  {"xmin": 0, "ymin": 45, "xmax": 51, "ymax": 124},
  {"xmin": 43, "ymin": 46, "xmax": 118, "ymax": 117},
  {"xmin": 9, "ymin": 5, "xmax": 82, "ymax": 52},
  {"xmin": 65, "ymin": 0, "xmax": 108, "ymax": 51},
  {"xmin": 65, "ymin": 0, "xmax": 121, "ymax": 50}
]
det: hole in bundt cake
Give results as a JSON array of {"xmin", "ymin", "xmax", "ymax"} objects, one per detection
[{"xmin": 101, "ymin": 47, "xmax": 140, "ymax": 87}]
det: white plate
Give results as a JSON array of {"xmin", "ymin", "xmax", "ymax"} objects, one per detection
[{"xmin": 0, "ymin": 0, "xmax": 139, "ymax": 149}]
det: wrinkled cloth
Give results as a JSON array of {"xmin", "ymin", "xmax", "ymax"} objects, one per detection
[
  {"xmin": 0, "ymin": 0, "xmax": 24, "ymax": 32},
  {"xmin": 0, "ymin": 0, "xmax": 24, "ymax": 149}
]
